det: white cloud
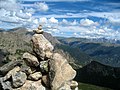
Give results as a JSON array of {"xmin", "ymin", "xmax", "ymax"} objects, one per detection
[
  {"xmin": 61, "ymin": 19, "xmax": 68, "ymax": 25},
  {"xmin": 80, "ymin": 19, "xmax": 97, "ymax": 26},
  {"xmin": 0, "ymin": 0, "xmax": 21, "ymax": 11},
  {"xmin": 34, "ymin": 2, "xmax": 49, "ymax": 11},
  {"xmin": 16, "ymin": 11, "xmax": 31, "ymax": 19},
  {"xmin": 108, "ymin": 16, "xmax": 120, "ymax": 24},
  {"xmin": 48, "ymin": 17, "xmax": 58, "ymax": 24},
  {"xmin": 39, "ymin": 17, "xmax": 48, "ymax": 24}
]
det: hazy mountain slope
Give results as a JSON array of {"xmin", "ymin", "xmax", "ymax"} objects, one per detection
[{"xmin": 58, "ymin": 37, "xmax": 120, "ymax": 67}]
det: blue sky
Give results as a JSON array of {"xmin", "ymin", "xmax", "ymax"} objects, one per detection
[{"xmin": 0, "ymin": 0, "xmax": 120, "ymax": 39}]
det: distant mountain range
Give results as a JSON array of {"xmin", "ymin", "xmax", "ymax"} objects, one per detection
[{"xmin": 57, "ymin": 37, "xmax": 120, "ymax": 67}]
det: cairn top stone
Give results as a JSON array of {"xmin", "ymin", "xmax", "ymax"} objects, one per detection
[{"xmin": 33, "ymin": 25, "xmax": 44, "ymax": 34}]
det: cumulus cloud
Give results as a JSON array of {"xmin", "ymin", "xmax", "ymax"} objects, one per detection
[
  {"xmin": 48, "ymin": 17, "xmax": 58, "ymax": 24},
  {"xmin": 34, "ymin": 2, "xmax": 49, "ymax": 11},
  {"xmin": 16, "ymin": 10, "xmax": 31, "ymax": 19},
  {"xmin": 80, "ymin": 19, "xmax": 98, "ymax": 26}
]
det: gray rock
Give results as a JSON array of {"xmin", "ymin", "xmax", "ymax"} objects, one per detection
[
  {"xmin": 0, "ymin": 60, "xmax": 23, "ymax": 75},
  {"xmin": 0, "ymin": 79, "xmax": 13, "ymax": 90},
  {"xmin": 12, "ymin": 71, "xmax": 27, "ymax": 88},
  {"xmin": 31, "ymin": 34, "xmax": 54, "ymax": 60},
  {"xmin": 14, "ymin": 80, "xmax": 49, "ymax": 90},
  {"xmin": 23, "ymin": 52, "xmax": 39, "ymax": 67},
  {"xmin": 3, "ymin": 66, "xmax": 21, "ymax": 81},
  {"xmin": 40, "ymin": 61, "xmax": 49, "ymax": 73},
  {"xmin": 49, "ymin": 53, "xmax": 76, "ymax": 90},
  {"xmin": 28, "ymin": 72, "xmax": 42, "ymax": 81}
]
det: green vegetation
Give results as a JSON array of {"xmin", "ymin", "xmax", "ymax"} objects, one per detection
[{"xmin": 78, "ymin": 82, "xmax": 112, "ymax": 90}]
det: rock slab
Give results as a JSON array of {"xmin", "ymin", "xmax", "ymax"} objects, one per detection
[{"xmin": 49, "ymin": 53, "xmax": 76, "ymax": 90}]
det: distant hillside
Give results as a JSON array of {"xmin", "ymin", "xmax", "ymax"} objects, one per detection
[
  {"xmin": 57, "ymin": 37, "xmax": 120, "ymax": 67},
  {"xmin": 75, "ymin": 61, "xmax": 120, "ymax": 90}
]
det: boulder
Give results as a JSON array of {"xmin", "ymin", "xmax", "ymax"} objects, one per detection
[
  {"xmin": 40, "ymin": 61, "xmax": 49, "ymax": 73},
  {"xmin": 15, "ymin": 80, "xmax": 48, "ymax": 90},
  {"xmin": 0, "ymin": 60, "xmax": 23, "ymax": 75},
  {"xmin": 23, "ymin": 52, "xmax": 39, "ymax": 67},
  {"xmin": 28, "ymin": 72, "xmax": 42, "ymax": 81},
  {"xmin": 49, "ymin": 53, "xmax": 76, "ymax": 90},
  {"xmin": 12, "ymin": 71, "xmax": 27, "ymax": 88},
  {"xmin": 31, "ymin": 34, "xmax": 54, "ymax": 60}
]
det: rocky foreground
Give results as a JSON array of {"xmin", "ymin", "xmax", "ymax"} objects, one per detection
[{"xmin": 0, "ymin": 25, "xmax": 78, "ymax": 90}]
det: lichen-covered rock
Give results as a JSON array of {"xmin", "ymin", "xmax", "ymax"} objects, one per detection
[
  {"xmin": 15, "ymin": 80, "xmax": 48, "ymax": 90},
  {"xmin": 12, "ymin": 71, "xmax": 27, "ymax": 88},
  {"xmin": 28, "ymin": 72, "xmax": 42, "ymax": 81},
  {"xmin": 23, "ymin": 52, "xmax": 39, "ymax": 67},
  {"xmin": 40, "ymin": 61, "xmax": 49, "ymax": 73},
  {"xmin": 31, "ymin": 34, "xmax": 54, "ymax": 60},
  {"xmin": 49, "ymin": 53, "xmax": 76, "ymax": 90}
]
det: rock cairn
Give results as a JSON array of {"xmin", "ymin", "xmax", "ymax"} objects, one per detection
[{"xmin": 0, "ymin": 25, "xmax": 78, "ymax": 90}]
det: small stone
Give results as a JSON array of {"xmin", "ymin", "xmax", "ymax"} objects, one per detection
[
  {"xmin": 23, "ymin": 52, "xmax": 39, "ymax": 67},
  {"xmin": 12, "ymin": 71, "xmax": 27, "ymax": 88},
  {"xmin": 28, "ymin": 72, "xmax": 42, "ymax": 81},
  {"xmin": 38, "ymin": 25, "xmax": 42, "ymax": 30},
  {"xmin": 70, "ymin": 81, "xmax": 78, "ymax": 89},
  {"xmin": 40, "ymin": 61, "xmax": 49, "ymax": 73}
]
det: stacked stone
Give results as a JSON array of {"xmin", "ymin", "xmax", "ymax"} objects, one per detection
[{"xmin": 0, "ymin": 25, "xmax": 78, "ymax": 90}]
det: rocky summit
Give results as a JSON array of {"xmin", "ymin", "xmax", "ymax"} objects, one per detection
[{"xmin": 0, "ymin": 25, "xmax": 78, "ymax": 90}]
